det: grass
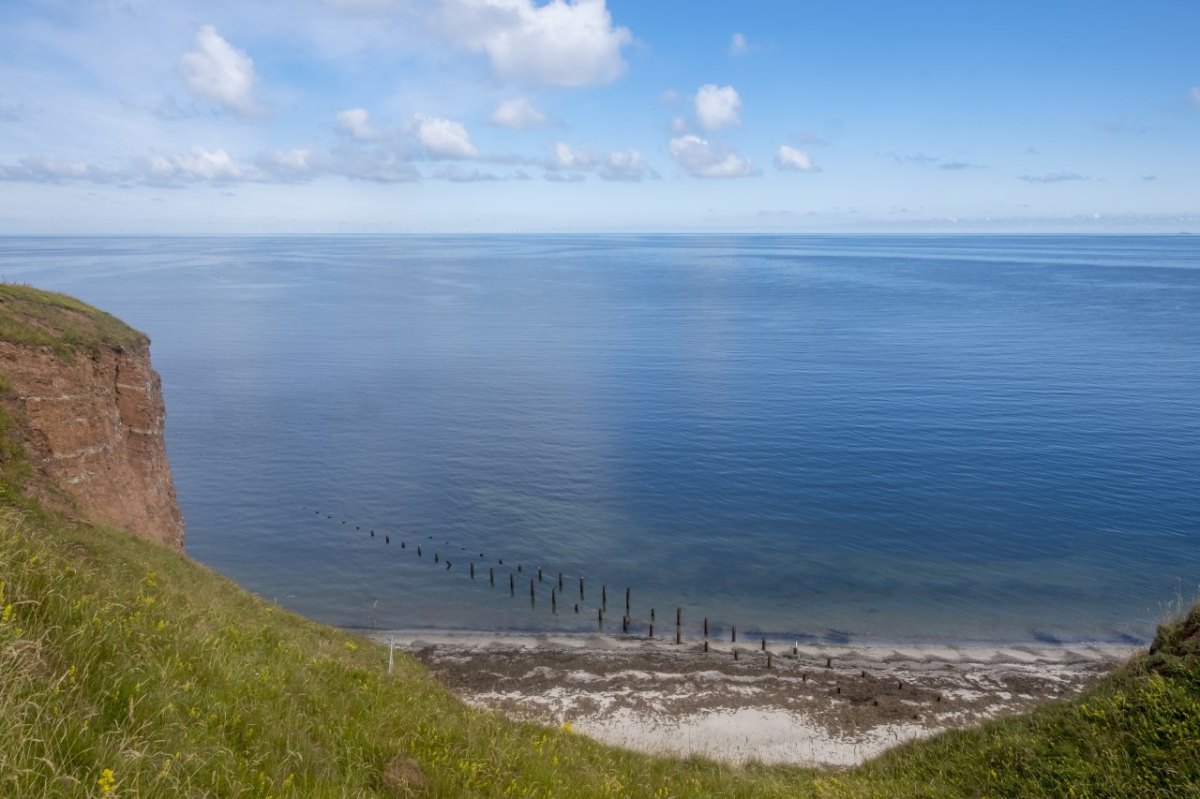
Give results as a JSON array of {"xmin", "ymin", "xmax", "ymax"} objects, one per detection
[
  {"xmin": 0, "ymin": 287, "xmax": 1197, "ymax": 797},
  {"xmin": 0, "ymin": 284, "xmax": 147, "ymax": 360},
  {"xmin": 1, "ymin": 487, "xmax": 1199, "ymax": 797}
]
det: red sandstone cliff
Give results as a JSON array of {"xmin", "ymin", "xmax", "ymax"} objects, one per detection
[{"xmin": 0, "ymin": 287, "xmax": 184, "ymax": 551}]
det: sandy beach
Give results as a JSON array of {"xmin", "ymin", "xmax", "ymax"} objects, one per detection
[{"xmin": 374, "ymin": 631, "xmax": 1131, "ymax": 768}]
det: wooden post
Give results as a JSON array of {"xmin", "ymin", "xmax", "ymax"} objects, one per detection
[
  {"xmin": 703, "ymin": 617, "xmax": 709, "ymax": 638},
  {"xmin": 552, "ymin": 589, "xmax": 557, "ymax": 613},
  {"xmin": 651, "ymin": 608, "xmax": 656, "ymax": 622},
  {"xmin": 509, "ymin": 573, "xmax": 515, "ymax": 595},
  {"xmin": 733, "ymin": 649, "xmax": 739, "ymax": 661},
  {"xmin": 559, "ymin": 572, "xmax": 564, "ymax": 591},
  {"xmin": 761, "ymin": 636, "xmax": 766, "ymax": 651},
  {"xmin": 649, "ymin": 622, "xmax": 654, "ymax": 639},
  {"xmin": 625, "ymin": 587, "xmax": 630, "ymax": 615},
  {"xmin": 489, "ymin": 567, "xmax": 495, "ymax": 586},
  {"xmin": 731, "ymin": 625, "xmax": 737, "ymax": 643},
  {"xmin": 703, "ymin": 640, "xmax": 709, "ymax": 653},
  {"xmin": 676, "ymin": 607, "xmax": 682, "ymax": 645},
  {"xmin": 793, "ymin": 642, "xmax": 798, "ymax": 657},
  {"xmin": 767, "ymin": 653, "xmax": 772, "ymax": 669},
  {"xmin": 538, "ymin": 567, "xmax": 543, "ymax": 582},
  {"xmin": 417, "ymin": 546, "xmax": 422, "ymax": 557},
  {"xmin": 574, "ymin": 603, "xmax": 579, "ymax": 614},
  {"xmin": 470, "ymin": 562, "xmax": 475, "ymax": 579},
  {"xmin": 598, "ymin": 607, "xmax": 603, "ymax": 627},
  {"xmin": 602, "ymin": 585, "xmax": 607, "ymax": 610},
  {"xmin": 434, "ymin": 552, "xmax": 439, "ymax": 563},
  {"xmin": 622, "ymin": 615, "xmax": 628, "ymax": 633},
  {"xmin": 579, "ymin": 577, "xmax": 585, "ymax": 600},
  {"xmin": 530, "ymin": 578, "xmax": 536, "ymax": 600},
  {"xmin": 826, "ymin": 657, "xmax": 832, "ymax": 668}
]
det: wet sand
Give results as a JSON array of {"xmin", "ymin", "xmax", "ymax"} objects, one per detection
[{"xmin": 374, "ymin": 631, "xmax": 1130, "ymax": 767}]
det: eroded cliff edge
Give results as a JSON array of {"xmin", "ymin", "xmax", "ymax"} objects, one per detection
[{"xmin": 0, "ymin": 285, "xmax": 184, "ymax": 551}]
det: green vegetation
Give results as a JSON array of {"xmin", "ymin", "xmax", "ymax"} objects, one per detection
[
  {"xmin": 0, "ymin": 287, "xmax": 1197, "ymax": 797},
  {"xmin": 2, "ymin": 504, "xmax": 1197, "ymax": 798},
  {"xmin": 0, "ymin": 284, "xmax": 147, "ymax": 359}
]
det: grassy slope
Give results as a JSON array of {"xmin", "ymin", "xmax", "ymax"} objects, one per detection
[
  {"xmin": 0, "ymin": 284, "xmax": 147, "ymax": 360},
  {"xmin": 1, "ymin": 286, "xmax": 1197, "ymax": 797}
]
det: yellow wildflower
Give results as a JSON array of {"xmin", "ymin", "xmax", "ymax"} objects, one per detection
[{"xmin": 97, "ymin": 768, "xmax": 116, "ymax": 795}]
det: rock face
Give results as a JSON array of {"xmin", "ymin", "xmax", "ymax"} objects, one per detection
[{"xmin": 0, "ymin": 340, "xmax": 185, "ymax": 551}]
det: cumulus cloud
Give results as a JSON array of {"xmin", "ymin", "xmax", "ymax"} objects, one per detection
[
  {"xmin": 774, "ymin": 145, "xmax": 814, "ymax": 172},
  {"xmin": 938, "ymin": 161, "xmax": 982, "ymax": 171},
  {"xmin": 0, "ymin": 156, "xmax": 113, "ymax": 183},
  {"xmin": 179, "ymin": 25, "xmax": 262, "ymax": 117},
  {"xmin": 491, "ymin": 97, "xmax": 549, "ymax": 129},
  {"xmin": 441, "ymin": 0, "xmax": 632, "ymax": 87},
  {"xmin": 550, "ymin": 142, "xmax": 596, "ymax": 170},
  {"xmin": 598, "ymin": 149, "xmax": 656, "ymax": 181},
  {"xmin": 694, "ymin": 84, "xmax": 741, "ymax": 130},
  {"xmin": 1018, "ymin": 172, "xmax": 1090, "ymax": 183},
  {"xmin": 0, "ymin": 145, "xmax": 425, "ymax": 186},
  {"xmin": 256, "ymin": 148, "xmax": 323, "ymax": 181},
  {"xmin": 729, "ymin": 33, "xmax": 748, "ymax": 55},
  {"xmin": 669, "ymin": 134, "xmax": 752, "ymax": 178},
  {"xmin": 336, "ymin": 108, "xmax": 379, "ymax": 140},
  {"xmin": 413, "ymin": 114, "xmax": 479, "ymax": 159},
  {"xmin": 143, "ymin": 146, "xmax": 246, "ymax": 182}
]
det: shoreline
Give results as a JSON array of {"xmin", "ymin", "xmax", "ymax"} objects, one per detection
[{"xmin": 371, "ymin": 629, "xmax": 1133, "ymax": 767}]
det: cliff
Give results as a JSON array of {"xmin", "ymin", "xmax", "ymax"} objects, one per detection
[{"xmin": 0, "ymin": 284, "xmax": 184, "ymax": 551}]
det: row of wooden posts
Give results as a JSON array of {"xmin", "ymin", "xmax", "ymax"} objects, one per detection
[{"xmin": 312, "ymin": 508, "xmax": 838, "ymax": 666}]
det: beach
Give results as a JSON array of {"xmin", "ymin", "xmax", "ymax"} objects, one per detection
[{"xmin": 376, "ymin": 631, "xmax": 1129, "ymax": 767}]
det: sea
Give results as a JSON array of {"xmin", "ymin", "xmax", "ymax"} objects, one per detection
[{"xmin": 2, "ymin": 234, "xmax": 1197, "ymax": 646}]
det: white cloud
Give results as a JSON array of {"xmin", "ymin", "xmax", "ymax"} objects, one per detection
[
  {"xmin": 257, "ymin": 148, "xmax": 322, "ymax": 180},
  {"xmin": 0, "ymin": 156, "xmax": 111, "ymax": 183},
  {"xmin": 775, "ymin": 145, "xmax": 814, "ymax": 172},
  {"xmin": 551, "ymin": 142, "xmax": 596, "ymax": 170},
  {"xmin": 598, "ymin": 149, "xmax": 656, "ymax": 182},
  {"xmin": 336, "ymin": 108, "xmax": 379, "ymax": 140},
  {"xmin": 179, "ymin": 25, "xmax": 262, "ymax": 117},
  {"xmin": 729, "ymin": 33, "xmax": 748, "ymax": 55},
  {"xmin": 413, "ymin": 114, "xmax": 479, "ymax": 159},
  {"xmin": 441, "ymin": 0, "xmax": 632, "ymax": 87},
  {"xmin": 491, "ymin": 97, "xmax": 549, "ymax": 129},
  {"xmin": 694, "ymin": 84, "xmax": 741, "ymax": 130},
  {"xmin": 668, "ymin": 134, "xmax": 752, "ymax": 178},
  {"xmin": 166, "ymin": 147, "xmax": 246, "ymax": 180}
]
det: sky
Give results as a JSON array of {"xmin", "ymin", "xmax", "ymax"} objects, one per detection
[{"xmin": 1, "ymin": 0, "xmax": 1198, "ymax": 234}]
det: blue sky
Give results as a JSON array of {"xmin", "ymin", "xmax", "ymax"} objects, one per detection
[{"xmin": 1, "ymin": 0, "xmax": 1197, "ymax": 233}]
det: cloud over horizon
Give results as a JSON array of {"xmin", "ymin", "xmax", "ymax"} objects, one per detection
[
  {"xmin": 179, "ymin": 25, "xmax": 263, "ymax": 117},
  {"xmin": 440, "ymin": 0, "xmax": 632, "ymax": 87},
  {"xmin": 669, "ymin": 134, "xmax": 752, "ymax": 178},
  {"xmin": 694, "ymin": 84, "xmax": 741, "ymax": 130}
]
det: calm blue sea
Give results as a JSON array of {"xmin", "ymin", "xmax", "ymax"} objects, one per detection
[{"xmin": 2, "ymin": 235, "xmax": 1197, "ymax": 645}]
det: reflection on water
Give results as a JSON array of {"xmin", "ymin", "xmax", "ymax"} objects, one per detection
[{"xmin": 2, "ymin": 234, "xmax": 1198, "ymax": 644}]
